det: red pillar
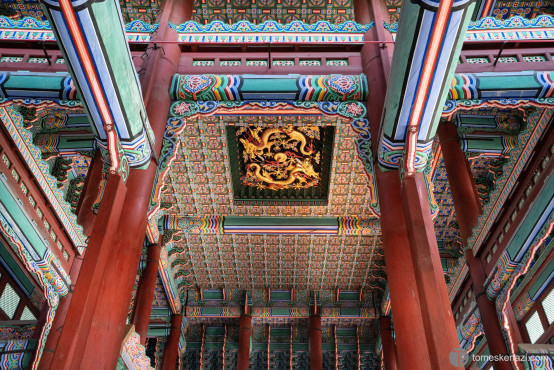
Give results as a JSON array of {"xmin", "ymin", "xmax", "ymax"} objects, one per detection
[
  {"xmin": 438, "ymin": 122, "xmax": 511, "ymax": 369},
  {"xmin": 162, "ymin": 314, "xmax": 183, "ymax": 370},
  {"xmin": 77, "ymin": 3, "xmax": 193, "ymax": 366},
  {"xmin": 131, "ymin": 241, "xmax": 162, "ymax": 341},
  {"xmin": 379, "ymin": 316, "xmax": 397, "ymax": 370},
  {"xmin": 352, "ymin": 1, "xmax": 432, "ymax": 367},
  {"xmin": 49, "ymin": 1, "xmax": 193, "ymax": 368},
  {"xmin": 50, "ymin": 174, "xmax": 127, "ymax": 368},
  {"xmin": 310, "ymin": 305, "xmax": 322, "ymax": 370},
  {"xmin": 38, "ymin": 254, "xmax": 84, "ymax": 369},
  {"xmin": 401, "ymin": 173, "xmax": 460, "ymax": 368},
  {"xmin": 376, "ymin": 170, "xmax": 432, "ymax": 369},
  {"xmin": 75, "ymin": 150, "xmax": 103, "ymax": 237},
  {"xmin": 237, "ymin": 307, "xmax": 252, "ymax": 370}
]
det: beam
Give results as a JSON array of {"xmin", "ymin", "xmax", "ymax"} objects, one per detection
[
  {"xmin": 377, "ymin": 0, "xmax": 476, "ymax": 174},
  {"xmin": 43, "ymin": 0, "xmax": 153, "ymax": 168}
]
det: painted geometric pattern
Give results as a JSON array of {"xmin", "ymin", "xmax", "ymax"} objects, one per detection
[
  {"xmin": 152, "ymin": 275, "xmax": 169, "ymax": 308},
  {"xmin": 169, "ymin": 233, "xmax": 384, "ymax": 291},
  {"xmin": 119, "ymin": 0, "xmax": 162, "ymax": 24},
  {"xmin": 489, "ymin": 1, "xmax": 554, "ymax": 20},
  {"xmin": 191, "ymin": 0, "xmax": 355, "ymax": 25},
  {"xmin": 160, "ymin": 115, "xmax": 377, "ymax": 217}
]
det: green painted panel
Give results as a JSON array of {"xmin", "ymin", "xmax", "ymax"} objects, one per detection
[
  {"xmin": 506, "ymin": 174, "xmax": 554, "ymax": 260},
  {"xmin": 240, "ymin": 78, "xmax": 299, "ymax": 92},
  {"xmin": 0, "ymin": 242, "xmax": 34, "ymax": 294},
  {"xmin": 200, "ymin": 307, "xmax": 222, "ymax": 315},
  {"xmin": 206, "ymin": 327, "xmax": 225, "ymax": 336},
  {"xmin": 90, "ymin": 0, "xmax": 147, "ymax": 140},
  {"xmin": 3, "ymin": 74, "xmax": 66, "ymax": 92},
  {"xmin": 477, "ymin": 75, "xmax": 539, "ymax": 90},
  {"xmin": 458, "ymin": 116, "xmax": 497, "ymax": 128},
  {"xmin": 146, "ymin": 328, "xmax": 169, "ymax": 337},
  {"xmin": 269, "ymin": 343, "xmax": 290, "ymax": 350},
  {"xmin": 338, "ymin": 292, "xmax": 358, "ymax": 301},
  {"xmin": 0, "ymin": 180, "xmax": 47, "ymax": 257},
  {"xmin": 462, "ymin": 137, "xmax": 504, "ymax": 151},
  {"xmin": 336, "ymin": 328, "xmax": 356, "ymax": 337},
  {"xmin": 271, "ymin": 291, "xmax": 291, "ymax": 301},
  {"xmin": 339, "ymin": 308, "xmax": 360, "ymax": 316},
  {"xmin": 337, "ymin": 343, "xmax": 357, "ymax": 351},
  {"xmin": 203, "ymin": 290, "xmax": 224, "ymax": 300},
  {"xmin": 58, "ymin": 136, "xmax": 95, "ymax": 151},
  {"xmin": 270, "ymin": 308, "xmax": 291, "ymax": 316},
  {"xmin": 271, "ymin": 328, "xmax": 291, "ymax": 337},
  {"xmin": 529, "ymin": 258, "xmax": 554, "ymax": 299}
]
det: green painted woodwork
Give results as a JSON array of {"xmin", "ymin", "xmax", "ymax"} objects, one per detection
[
  {"xmin": 89, "ymin": 0, "xmax": 149, "ymax": 143},
  {"xmin": 2, "ymin": 73, "xmax": 68, "ymax": 93},
  {"xmin": 200, "ymin": 307, "xmax": 223, "ymax": 315},
  {"xmin": 203, "ymin": 290, "xmax": 224, "ymax": 300},
  {"xmin": 0, "ymin": 242, "xmax": 35, "ymax": 294},
  {"xmin": 506, "ymin": 173, "xmax": 554, "ymax": 260},
  {"xmin": 269, "ymin": 308, "xmax": 291, "ymax": 316},
  {"xmin": 0, "ymin": 179, "xmax": 47, "ymax": 258},
  {"xmin": 476, "ymin": 74, "xmax": 540, "ymax": 91},
  {"xmin": 241, "ymin": 78, "xmax": 298, "ymax": 93},
  {"xmin": 271, "ymin": 291, "xmax": 292, "ymax": 301},
  {"xmin": 528, "ymin": 258, "xmax": 554, "ymax": 299},
  {"xmin": 460, "ymin": 136, "xmax": 508, "ymax": 151}
]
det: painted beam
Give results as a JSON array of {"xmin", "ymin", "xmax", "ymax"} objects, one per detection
[
  {"xmin": 377, "ymin": 0, "xmax": 476, "ymax": 174},
  {"xmin": 42, "ymin": 0, "xmax": 153, "ymax": 169},
  {"xmin": 162, "ymin": 215, "xmax": 380, "ymax": 236},
  {"xmin": 34, "ymin": 132, "xmax": 96, "ymax": 158},
  {"xmin": 184, "ymin": 306, "xmax": 376, "ymax": 319},
  {"xmin": 448, "ymin": 71, "xmax": 554, "ymax": 100},
  {"xmin": 0, "ymin": 72, "xmax": 76, "ymax": 100},
  {"xmin": 169, "ymin": 74, "xmax": 368, "ymax": 101}
]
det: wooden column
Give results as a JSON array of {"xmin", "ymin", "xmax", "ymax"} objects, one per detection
[
  {"xmin": 401, "ymin": 173, "xmax": 460, "ymax": 368},
  {"xmin": 376, "ymin": 170, "xmax": 432, "ymax": 369},
  {"xmin": 75, "ymin": 150, "xmax": 103, "ymax": 237},
  {"xmin": 438, "ymin": 122, "xmax": 511, "ymax": 369},
  {"xmin": 38, "ymin": 253, "xmax": 84, "ymax": 369},
  {"xmin": 50, "ymin": 174, "xmax": 127, "ymax": 368},
  {"xmin": 353, "ymin": 0, "xmax": 432, "ymax": 368},
  {"xmin": 309, "ymin": 305, "xmax": 322, "ymax": 370},
  {"xmin": 131, "ymin": 241, "xmax": 162, "ymax": 341},
  {"xmin": 379, "ymin": 316, "xmax": 397, "ymax": 370},
  {"xmin": 237, "ymin": 307, "xmax": 252, "ymax": 370},
  {"xmin": 50, "ymin": 0, "xmax": 194, "ymax": 368},
  {"xmin": 162, "ymin": 314, "xmax": 183, "ymax": 370}
]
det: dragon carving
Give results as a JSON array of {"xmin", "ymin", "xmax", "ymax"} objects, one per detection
[{"xmin": 239, "ymin": 127, "xmax": 321, "ymax": 191}]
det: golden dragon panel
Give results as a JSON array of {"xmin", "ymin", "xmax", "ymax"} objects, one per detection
[{"xmin": 237, "ymin": 126, "xmax": 322, "ymax": 191}]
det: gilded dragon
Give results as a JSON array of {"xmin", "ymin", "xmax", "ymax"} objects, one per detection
[{"xmin": 239, "ymin": 127, "xmax": 320, "ymax": 190}]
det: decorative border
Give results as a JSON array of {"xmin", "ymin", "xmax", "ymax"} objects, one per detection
[
  {"xmin": 119, "ymin": 327, "xmax": 153, "ymax": 370},
  {"xmin": 147, "ymin": 100, "xmax": 378, "ymax": 221},
  {"xmin": 385, "ymin": 15, "xmax": 554, "ymax": 41},
  {"xmin": 0, "ymin": 17, "xmax": 156, "ymax": 42},
  {"xmin": 0, "ymin": 213, "xmax": 61, "ymax": 370},
  {"xmin": 0, "ymin": 105, "xmax": 85, "ymax": 247},
  {"xmin": 170, "ymin": 20, "xmax": 373, "ymax": 33}
]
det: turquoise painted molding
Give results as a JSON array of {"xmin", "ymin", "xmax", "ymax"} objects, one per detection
[
  {"xmin": 170, "ymin": 20, "xmax": 373, "ymax": 33},
  {"xmin": 384, "ymin": 15, "xmax": 554, "ymax": 33},
  {"xmin": 0, "ymin": 106, "xmax": 86, "ymax": 248}
]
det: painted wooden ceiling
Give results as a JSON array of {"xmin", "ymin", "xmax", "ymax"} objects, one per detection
[{"xmin": 1, "ymin": 0, "xmax": 551, "ymax": 26}]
